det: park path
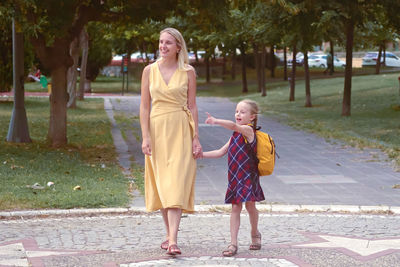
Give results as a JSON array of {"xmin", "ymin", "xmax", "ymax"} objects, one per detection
[{"xmin": 107, "ymin": 95, "xmax": 400, "ymax": 209}]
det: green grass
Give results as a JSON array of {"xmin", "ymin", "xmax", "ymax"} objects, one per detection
[
  {"xmin": 221, "ymin": 73, "xmax": 400, "ymax": 168},
  {"xmin": 113, "ymin": 111, "xmax": 144, "ymax": 194},
  {"xmin": 90, "ymin": 76, "xmax": 140, "ymax": 94},
  {"xmin": 25, "ymin": 76, "xmax": 141, "ymax": 94},
  {"xmin": 0, "ymin": 98, "xmax": 130, "ymax": 210}
]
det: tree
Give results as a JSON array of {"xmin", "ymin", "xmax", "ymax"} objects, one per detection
[
  {"xmin": 8, "ymin": 0, "xmax": 176, "ymax": 147},
  {"xmin": 0, "ymin": 6, "xmax": 34, "ymax": 92},
  {"xmin": 86, "ymin": 22, "xmax": 113, "ymax": 87},
  {"xmin": 78, "ymin": 29, "xmax": 89, "ymax": 99},
  {"xmin": 0, "ymin": 12, "xmax": 13, "ymax": 92},
  {"xmin": 7, "ymin": 16, "xmax": 31, "ymax": 143}
]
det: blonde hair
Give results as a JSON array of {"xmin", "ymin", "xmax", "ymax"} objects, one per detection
[
  {"xmin": 240, "ymin": 99, "xmax": 259, "ymax": 130},
  {"xmin": 159, "ymin": 27, "xmax": 190, "ymax": 71}
]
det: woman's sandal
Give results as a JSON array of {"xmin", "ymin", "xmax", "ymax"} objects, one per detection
[
  {"xmin": 249, "ymin": 232, "xmax": 262, "ymax": 250},
  {"xmin": 166, "ymin": 244, "xmax": 181, "ymax": 255},
  {"xmin": 160, "ymin": 240, "xmax": 169, "ymax": 250},
  {"xmin": 222, "ymin": 244, "xmax": 238, "ymax": 257}
]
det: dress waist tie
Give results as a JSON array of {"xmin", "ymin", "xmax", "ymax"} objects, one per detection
[{"xmin": 151, "ymin": 105, "xmax": 195, "ymax": 138}]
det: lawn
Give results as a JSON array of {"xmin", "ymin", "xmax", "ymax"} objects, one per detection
[{"xmin": 0, "ymin": 98, "xmax": 130, "ymax": 210}]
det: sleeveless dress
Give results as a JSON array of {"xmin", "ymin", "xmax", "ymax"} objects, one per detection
[
  {"xmin": 144, "ymin": 62, "xmax": 197, "ymax": 213},
  {"xmin": 225, "ymin": 131, "xmax": 265, "ymax": 204}
]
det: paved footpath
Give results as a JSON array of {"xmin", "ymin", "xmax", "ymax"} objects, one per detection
[{"xmin": 1, "ymin": 95, "xmax": 400, "ymax": 267}]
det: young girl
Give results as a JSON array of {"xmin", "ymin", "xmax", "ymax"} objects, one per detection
[{"xmin": 202, "ymin": 99, "xmax": 265, "ymax": 257}]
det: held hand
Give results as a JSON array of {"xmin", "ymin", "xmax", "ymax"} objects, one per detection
[
  {"xmin": 205, "ymin": 112, "xmax": 217, "ymax": 125},
  {"xmin": 192, "ymin": 137, "xmax": 203, "ymax": 159},
  {"xmin": 141, "ymin": 138, "xmax": 152, "ymax": 155}
]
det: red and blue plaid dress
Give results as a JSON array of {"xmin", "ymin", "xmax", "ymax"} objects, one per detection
[{"xmin": 225, "ymin": 131, "xmax": 265, "ymax": 204}]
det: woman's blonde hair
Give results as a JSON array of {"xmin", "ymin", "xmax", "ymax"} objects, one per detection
[
  {"xmin": 159, "ymin": 27, "xmax": 190, "ymax": 71},
  {"xmin": 240, "ymin": 99, "xmax": 259, "ymax": 130}
]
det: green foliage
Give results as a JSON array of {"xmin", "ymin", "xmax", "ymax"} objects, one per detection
[
  {"xmin": 86, "ymin": 22, "xmax": 113, "ymax": 81},
  {"xmin": 0, "ymin": 13, "xmax": 13, "ymax": 92},
  {"xmin": 0, "ymin": 98, "xmax": 130, "ymax": 209},
  {"xmin": 0, "ymin": 10, "xmax": 36, "ymax": 92}
]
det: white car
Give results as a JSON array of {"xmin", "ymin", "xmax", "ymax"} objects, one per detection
[
  {"xmin": 308, "ymin": 54, "xmax": 346, "ymax": 68},
  {"xmin": 361, "ymin": 52, "xmax": 400, "ymax": 67}
]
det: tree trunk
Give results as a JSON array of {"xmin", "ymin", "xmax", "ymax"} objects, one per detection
[
  {"xmin": 330, "ymin": 40, "xmax": 335, "ymax": 75},
  {"xmin": 126, "ymin": 50, "xmax": 130, "ymax": 92},
  {"xmin": 231, "ymin": 49, "xmax": 236, "ymax": 80},
  {"xmin": 49, "ymin": 66, "xmax": 68, "ymax": 147},
  {"xmin": 85, "ymin": 79, "xmax": 92, "ymax": 93},
  {"xmin": 342, "ymin": 19, "xmax": 354, "ymax": 117},
  {"xmin": 270, "ymin": 45, "xmax": 275, "ymax": 78},
  {"xmin": 205, "ymin": 55, "xmax": 211, "ymax": 83},
  {"xmin": 261, "ymin": 45, "xmax": 266, "ymax": 96},
  {"xmin": 304, "ymin": 51, "xmax": 312, "ymax": 107},
  {"xmin": 289, "ymin": 44, "xmax": 297, "ymax": 101},
  {"xmin": 283, "ymin": 46, "xmax": 287, "ymax": 81},
  {"xmin": 383, "ymin": 45, "xmax": 386, "ymax": 66},
  {"xmin": 7, "ymin": 18, "xmax": 31, "ymax": 143},
  {"xmin": 253, "ymin": 43, "xmax": 261, "ymax": 92},
  {"xmin": 222, "ymin": 53, "xmax": 227, "ymax": 80},
  {"xmin": 375, "ymin": 44, "xmax": 382, "ymax": 74},
  {"xmin": 240, "ymin": 43, "xmax": 248, "ymax": 93},
  {"xmin": 67, "ymin": 38, "xmax": 79, "ymax": 108},
  {"xmin": 78, "ymin": 29, "xmax": 88, "ymax": 100}
]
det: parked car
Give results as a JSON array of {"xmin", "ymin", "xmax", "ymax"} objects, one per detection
[
  {"xmin": 361, "ymin": 52, "xmax": 400, "ymax": 68},
  {"xmin": 287, "ymin": 52, "xmax": 305, "ymax": 66},
  {"xmin": 308, "ymin": 54, "xmax": 346, "ymax": 68}
]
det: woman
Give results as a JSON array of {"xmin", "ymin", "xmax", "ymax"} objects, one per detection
[{"xmin": 140, "ymin": 27, "xmax": 202, "ymax": 255}]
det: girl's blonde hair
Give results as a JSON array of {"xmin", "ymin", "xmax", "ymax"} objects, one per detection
[
  {"xmin": 159, "ymin": 27, "xmax": 190, "ymax": 71},
  {"xmin": 240, "ymin": 99, "xmax": 259, "ymax": 130}
]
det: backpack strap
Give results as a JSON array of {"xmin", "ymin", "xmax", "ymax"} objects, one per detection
[{"xmin": 243, "ymin": 131, "xmax": 259, "ymax": 174}]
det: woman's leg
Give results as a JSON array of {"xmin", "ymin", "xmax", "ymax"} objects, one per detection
[
  {"xmin": 160, "ymin": 208, "xmax": 170, "ymax": 241},
  {"xmin": 167, "ymin": 208, "xmax": 182, "ymax": 246},
  {"xmin": 230, "ymin": 203, "xmax": 242, "ymax": 246}
]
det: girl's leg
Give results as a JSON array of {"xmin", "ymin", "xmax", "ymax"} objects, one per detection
[
  {"xmin": 245, "ymin": 201, "xmax": 261, "ymax": 249},
  {"xmin": 230, "ymin": 203, "xmax": 243, "ymax": 246},
  {"xmin": 245, "ymin": 201, "xmax": 259, "ymax": 236},
  {"xmin": 222, "ymin": 203, "xmax": 242, "ymax": 256}
]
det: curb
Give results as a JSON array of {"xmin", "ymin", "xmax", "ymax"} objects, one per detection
[{"xmin": 1, "ymin": 204, "xmax": 399, "ymax": 218}]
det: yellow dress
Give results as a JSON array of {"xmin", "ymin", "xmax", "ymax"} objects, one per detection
[{"xmin": 144, "ymin": 62, "xmax": 196, "ymax": 213}]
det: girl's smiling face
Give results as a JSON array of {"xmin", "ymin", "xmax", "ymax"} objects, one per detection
[
  {"xmin": 235, "ymin": 102, "xmax": 255, "ymax": 125},
  {"xmin": 159, "ymin": 32, "xmax": 179, "ymax": 59}
]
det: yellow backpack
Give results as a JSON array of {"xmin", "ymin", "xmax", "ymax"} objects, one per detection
[
  {"xmin": 245, "ymin": 129, "xmax": 277, "ymax": 176},
  {"xmin": 255, "ymin": 130, "xmax": 276, "ymax": 176}
]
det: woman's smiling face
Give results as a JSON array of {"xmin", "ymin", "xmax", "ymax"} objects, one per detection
[{"xmin": 159, "ymin": 32, "xmax": 179, "ymax": 59}]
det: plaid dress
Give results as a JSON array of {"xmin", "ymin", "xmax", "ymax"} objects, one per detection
[{"xmin": 225, "ymin": 131, "xmax": 265, "ymax": 204}]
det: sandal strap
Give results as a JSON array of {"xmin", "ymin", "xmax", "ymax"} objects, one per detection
[{"xmin": 223, "ymin": 244, "xmax": 237, "ymax": 253}]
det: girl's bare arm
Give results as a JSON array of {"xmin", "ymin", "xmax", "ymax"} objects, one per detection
[
  {"xmin": 202, "ymin": 140, "xmax": 229, "ymax": 159},
  {"xmin": 205, "ymin": 112, "xmax": 255, "ymax": 142}
]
